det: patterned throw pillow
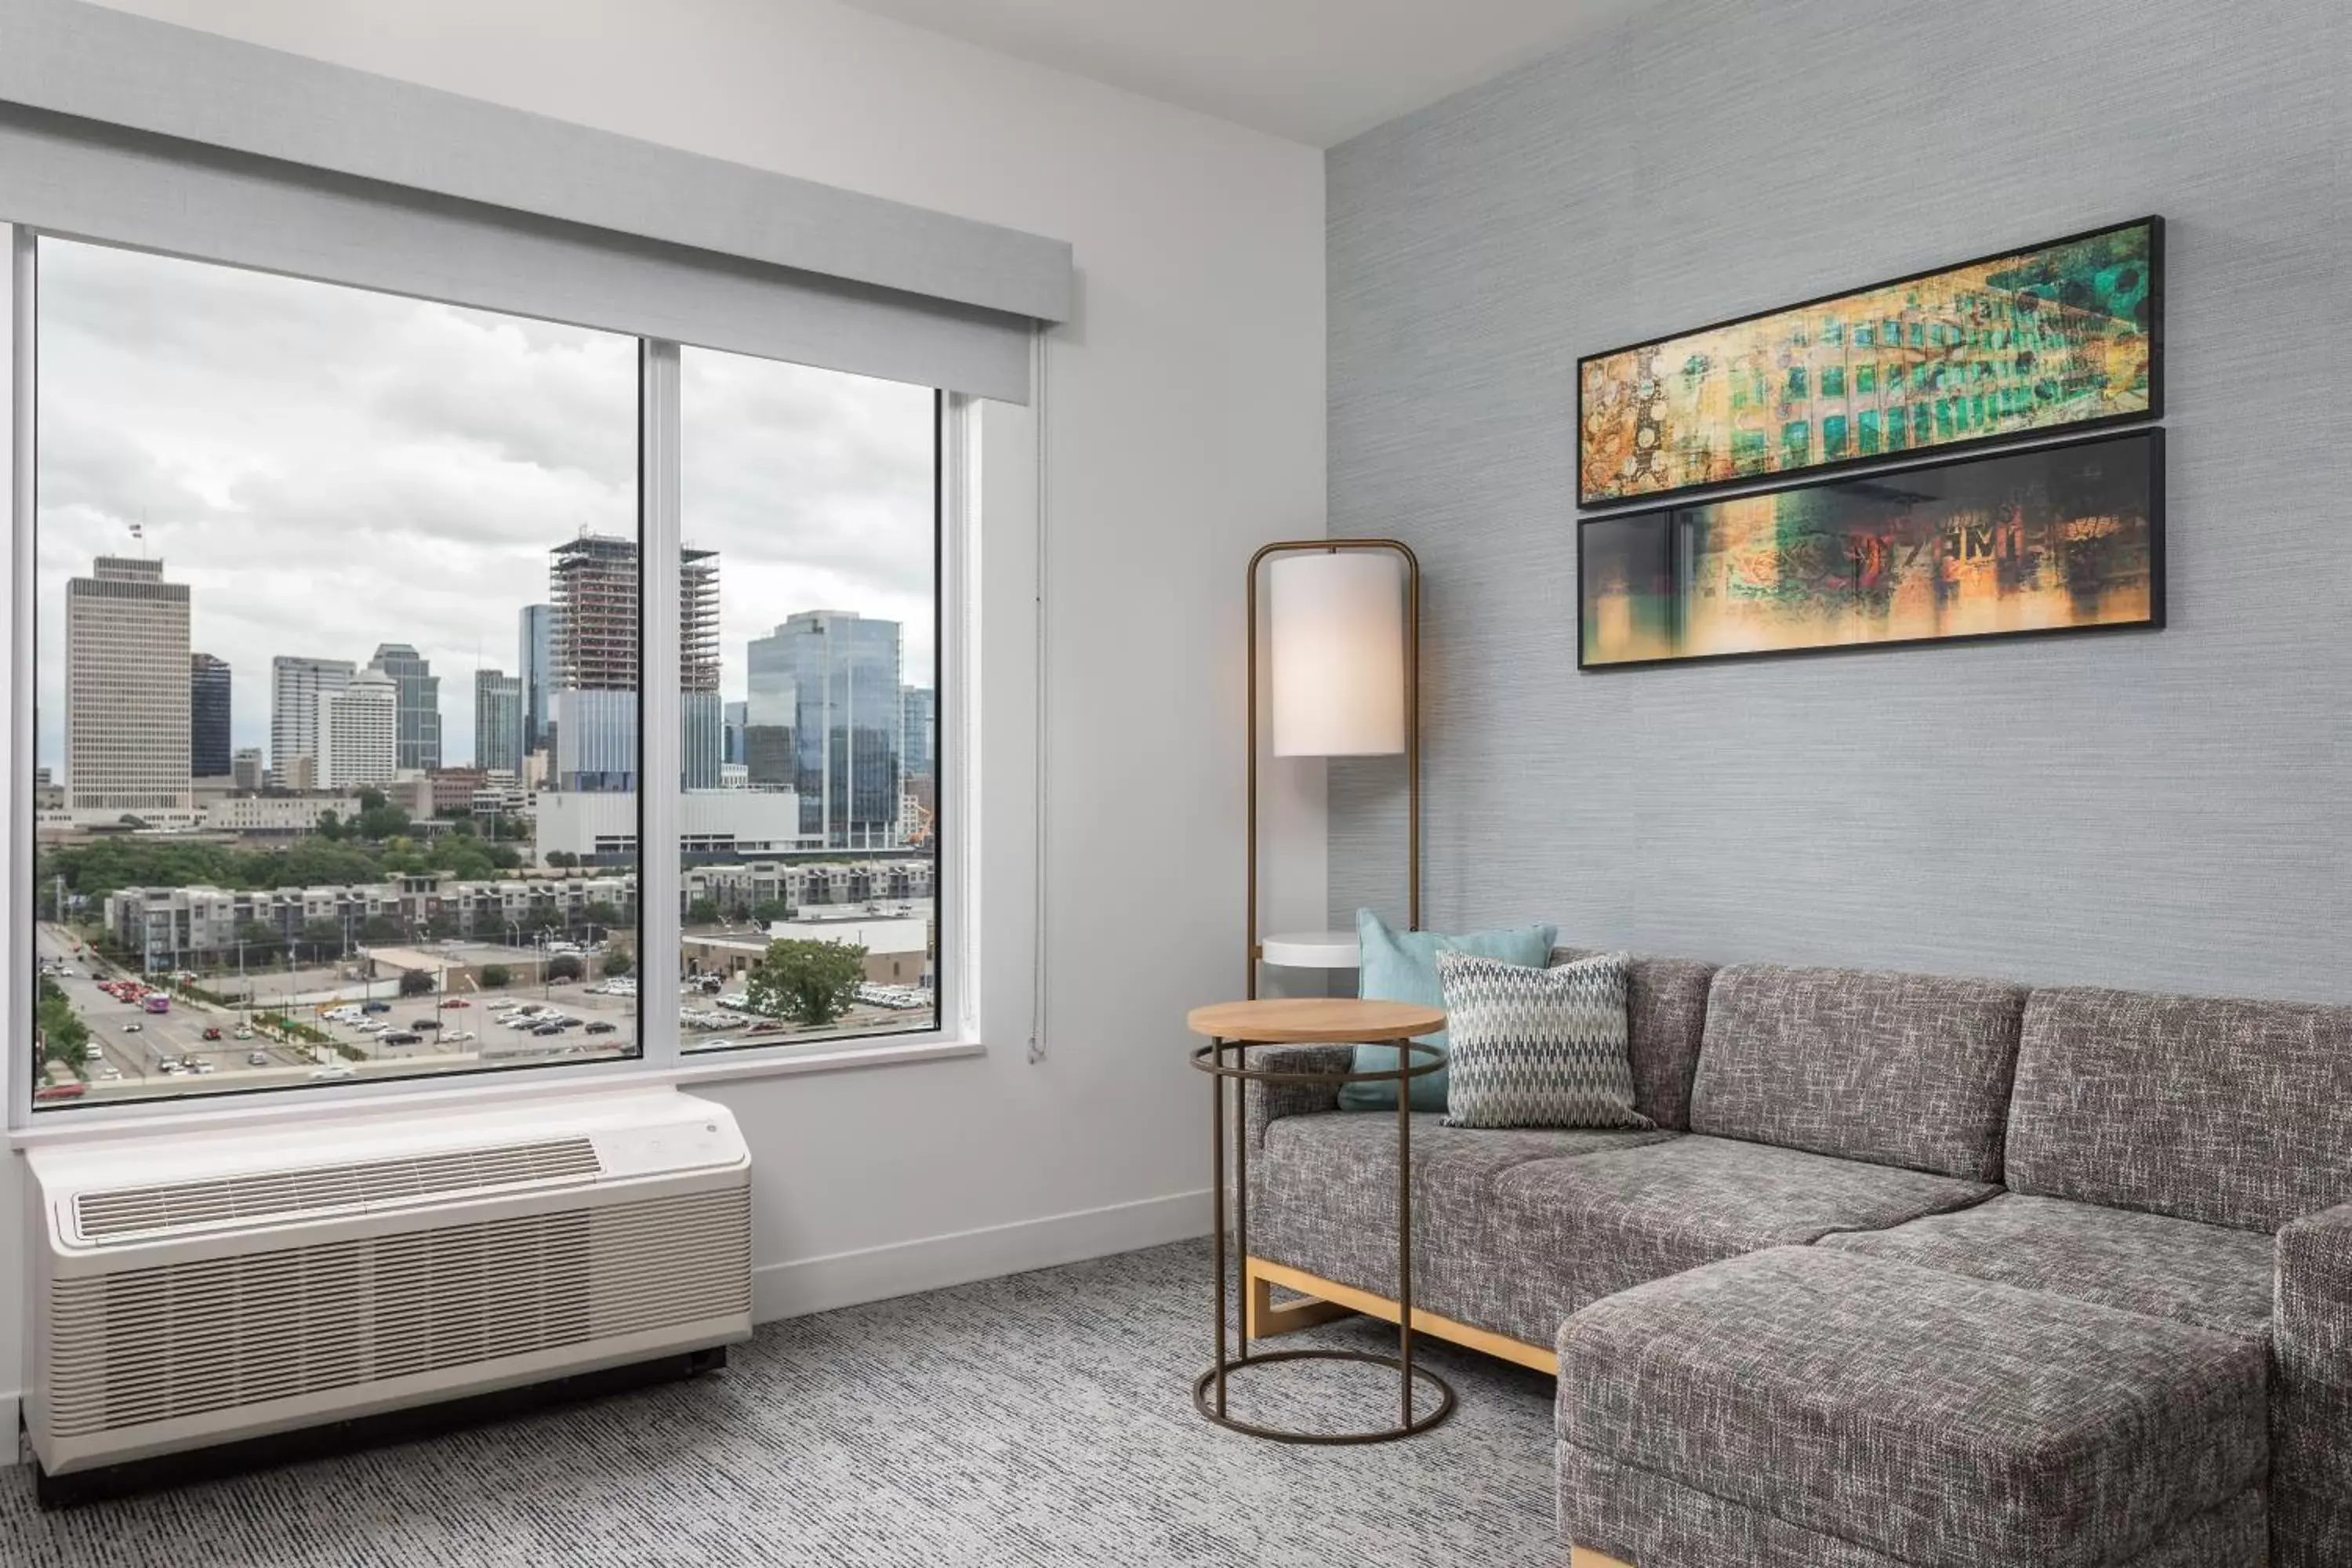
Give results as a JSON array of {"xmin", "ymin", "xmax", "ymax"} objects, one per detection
[{"xmin": 1437, "ymin": 950, "xmax": 1652, "ymax": 1131}]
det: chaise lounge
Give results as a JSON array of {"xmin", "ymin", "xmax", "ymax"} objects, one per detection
[{"xmin": 1246, "ymin": 953, "xmax": 2352, "ymax": 1567}]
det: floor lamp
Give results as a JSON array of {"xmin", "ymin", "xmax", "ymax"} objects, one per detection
[{"xmin": 1246, "ymin": 539, "xmax": 1421, "ymax": 999}]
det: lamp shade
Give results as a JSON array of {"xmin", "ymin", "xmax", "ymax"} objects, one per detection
[{"xmin": 1268, "ymin": 551, "xmax": 1406, "ymax": 757}]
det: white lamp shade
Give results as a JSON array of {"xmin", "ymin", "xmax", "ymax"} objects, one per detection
[{"xmin": 1268, "ymin": 551, "xmax": 1406, "ymax": 757}]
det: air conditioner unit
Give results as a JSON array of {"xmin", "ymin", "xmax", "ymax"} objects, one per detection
[{"xmin": 24, "ymin": 1088, "xmax": 752, "ymax": 1489}]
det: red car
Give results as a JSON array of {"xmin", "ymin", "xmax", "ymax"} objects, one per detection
[
  {"xmin": 201, "ymin": 1026, "xmax": 223, "ymax": 1041},
  {"xmin": 440, "ymin": 998, "xmax": 470, "ymax": 1008}
]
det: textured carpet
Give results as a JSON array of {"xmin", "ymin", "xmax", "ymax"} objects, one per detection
[{"xmin": 0, "ymin": 1241, "xmax": 1563, "ymax": 1566}]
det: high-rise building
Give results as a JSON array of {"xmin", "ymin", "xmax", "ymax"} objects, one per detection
[
  {"xmin": 547, "ymin": 534, "xmax": 720, "ymax": 791},
  {"xmin": 900, "ymin": 685, "xmax": 936, "ymax": 782},
  {"xmin": 316, "ymin": 666, "xmax": 398, "ymax": 789},
  {"xmin": 518, "ymin": 603, "xmax": 552, "ymax": 755},
  {"xmin": 270, "ymin": 655, "xmax": 355, "ymax": 782},
  {"xmin": 64, "ymin": 557, "xmax": 191, "ymax": 815},
  {"xmin": 231, "ymin": 747, "xmax": 265, "ymax": 791},
  {"xmin": 722, "ymin": 700, "xmax": 748, "ymax": 768},
  {"xmin": 368, "ymin": 643, "xmax": 441, "ymax": 770},
  {"xmin": 190, "ymin": 652, "xmax": 232, "ymax": 779},
  {"xmin": 746, "ymin": 611, "xmax": 902, "ymax": 848},
  {"xmin": 474, "ymin": 668, "xmax": 524, "ymax": 775}
]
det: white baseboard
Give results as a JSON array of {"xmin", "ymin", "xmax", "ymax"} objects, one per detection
[{"xmin": 753, "ymin": 1187, "xmax": 1212, "ymax": 1323}]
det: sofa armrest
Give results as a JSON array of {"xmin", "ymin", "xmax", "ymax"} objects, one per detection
[
  {"xmin": 2276, "ymin": 1202, "xmax": 2352, "ymax": 1567},
  {"xmin": 1242, "ymin": 1042, "xmax": 1356, "ymax": 1154}
]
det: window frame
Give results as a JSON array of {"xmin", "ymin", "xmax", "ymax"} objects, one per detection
[{"xmin": 5, "ymin": 224, "xmax": 978, "ymax": 1134}]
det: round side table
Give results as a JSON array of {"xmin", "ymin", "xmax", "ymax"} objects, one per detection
[{"xmin": 1185, "ymin": 997, "xmax": 1457, "ymax": 1443}]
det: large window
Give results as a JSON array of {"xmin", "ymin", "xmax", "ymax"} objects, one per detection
[
  {"xmin": 25, "ymin": 237, "xmax": 946, "ymax": 1112},
  {"xmin": 677, "ymin": 348, "xmax": 941, "ymax": 1049}
]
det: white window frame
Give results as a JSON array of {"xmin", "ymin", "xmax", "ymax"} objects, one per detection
[{"xmin": 3, "ymin": 224, "xmax": 988, "ymax": 1139}]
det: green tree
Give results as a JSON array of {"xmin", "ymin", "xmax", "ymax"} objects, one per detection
[
  {"xmin": 397, "ymin": 968, "xmax": 436, "ymax": 997},
  {"xmin": 299, "ymin": 920, "xmax": 343, "ymax": 962},
  {"xmin": 601, "ymin": 949, "xmax": 633, "ymax": 978},
  {"xmin": 354, "ymin": 800, "xmax": 413, "ymax": 841},
  {"xmin": 545, "ymin": 954, "xmax": 584, "ymax": 982},
  {"xmin": 746, "ymin": 938, "xmax": 867, "ymax": 1027},
  {"xmin": 685, "ymin": 897, "xmax": 720, "ymax": 927},
  {"xmin": 361, "ymin": 915, "xmax": 402, "ymax": 944},
  {"xmin": 545, "ymin": 850, "xmax": 579, "ymax": 871},
  {"xmin": 235, "ymin": 919, "xmax": 282, "ymax": 956},
  {"xmin": 584, "ymin": 901, "xmax": 621, "ymax": 927},
  {"xmin": 750, "ymin": 898, "xmax": 789, "ymax": 925},
  {"xmin": 36, "ymin": 976, "xmax": 90, "ymax": 1071},
  {"xmin": 316, "ymin": 810, "xmax": 343, "ymax": 842},
  {"xmin": 481, "ymin": 964, "xmax": 511, "ymax": 989},
  {"xmin": 424, "ymin": 913, "xmax": 459, "ymax": 941}
]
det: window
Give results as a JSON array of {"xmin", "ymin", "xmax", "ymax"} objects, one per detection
[
  {"xmin": 20, "ymin": 228, "xmax": 949, "ymax": 1114},
  {"xmin": 675, "ymin": 348, "xmax": 941, "ymax": 1050}
]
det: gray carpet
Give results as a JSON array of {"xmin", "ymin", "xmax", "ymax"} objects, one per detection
[{"xmin": 0, "ymin": 1241, "xmax": 1563, "ymax": 1566}]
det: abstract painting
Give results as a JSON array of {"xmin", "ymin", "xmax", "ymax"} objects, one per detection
[
  {"xmin": 1578, "ymin": 218, "xmax": 2160, "ymax": 508},
  {"xmin": 1578, "ymin": 430, "xmax": 2161, "ymax": 669}
]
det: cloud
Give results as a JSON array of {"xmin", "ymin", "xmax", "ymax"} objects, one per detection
[{"xmin": 34, "ymin": 237, "xmax": 938, "ymax": 772}]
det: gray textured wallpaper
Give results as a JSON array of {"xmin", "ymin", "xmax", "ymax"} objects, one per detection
[{"xmin": 1327, "ymin": 0, "xmax": 2352, "ymax": 1000}]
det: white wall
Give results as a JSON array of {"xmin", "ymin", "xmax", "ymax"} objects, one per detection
[{"xmin": 2, "ymin": 0, "xmax": 1326, "ymax": 1409}]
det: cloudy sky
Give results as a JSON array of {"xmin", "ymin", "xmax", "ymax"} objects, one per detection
[{"xmin": 34, "ymin": 236, "xmax": 937, "ymax": 772}]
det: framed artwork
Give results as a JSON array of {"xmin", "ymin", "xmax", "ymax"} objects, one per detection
[
  {"xmin": 1577, "ymin": 429, "xmax": 2162, "ymax": 670},
  {"xmin": 1577, "ymin": 217, "xmax": 2161, "ymax": 510}
]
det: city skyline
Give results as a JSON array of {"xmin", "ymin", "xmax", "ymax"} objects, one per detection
[{"xmin": 33, "ymin": 235, "xmax": 939, "ymax": 775}]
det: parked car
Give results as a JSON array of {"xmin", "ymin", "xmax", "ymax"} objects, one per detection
[
  {"xmin": 442, "ymin": 1030, "xmax": 476, "ymax": 1044},
  {"xmin": 440, "ymin": 998, "xmax": 470, "ymax": 1008},
  {"xmin": 585, "ymin": 1022, "xmax": 616, "ymax": 1035},
  {"xmin": 531, "ymin": 1023, "xmax": 565, "ymax": 1036},
  {"xmin": 380, "ymin": 1032, "xmax": 423, "ymax": 1046},
  {"xmin": 361, "ymin": 1001, "xmax": 391, "ymax": 1014},
  {"xmin": 408, "ymin": 1018, "xmax": 440, "ymax": 1030}
]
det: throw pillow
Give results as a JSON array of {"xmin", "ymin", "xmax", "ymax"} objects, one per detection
[
  {"xmin": 1335, "ymin": 909, "xmax": 1557, "ymax": 1112},
  {"xmin": 1438, "ymin": 949, "xmax": 1652, "ymax": 1131}
]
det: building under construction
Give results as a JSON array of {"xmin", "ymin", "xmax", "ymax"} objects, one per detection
[{"xmin": 548, "ymin": 533, "xmax": 723, "ymax": 791}]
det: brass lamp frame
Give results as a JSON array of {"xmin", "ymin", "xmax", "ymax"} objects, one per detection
[{"xmin": 1245, "ymin": 539, "xmax": 1421, "ymax": 997}]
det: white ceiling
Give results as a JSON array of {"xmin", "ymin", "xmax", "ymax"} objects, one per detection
[{"xmin": 833, "ymin": 0, "xmax": 1650, "ymax": 147}]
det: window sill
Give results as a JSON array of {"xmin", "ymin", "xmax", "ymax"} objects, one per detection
[{"xmin": 5, "ymin": 1036, "xmax": 986, "ymax": 1150}]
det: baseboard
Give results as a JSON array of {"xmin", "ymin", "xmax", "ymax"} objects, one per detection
[
  {"xmin": 2, "ymin": 1394, "xmax": 20, "ymax": 1468},
  {"xmin": 753, "ymin": 1187, "xmax": 1213, "ymax": 1323}
]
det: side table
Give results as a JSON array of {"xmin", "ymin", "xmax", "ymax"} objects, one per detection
[{"xmin": 1185, "ymin": 997, "xmax": 1456, "ymax": 1443}]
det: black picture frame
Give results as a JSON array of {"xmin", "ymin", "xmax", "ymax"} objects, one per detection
[
  {"xmin": 1576, "ymin": 216, "xmax": 2164, "ymax": 512},
  {"xmin": 1575, "ymin": 426, "xmax": 2165, "ymax": 672}
]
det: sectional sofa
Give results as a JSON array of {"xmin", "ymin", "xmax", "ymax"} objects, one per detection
[{"xmin": 1243, "ymin": 952, "xmax": 2352, "ymax": 1568}]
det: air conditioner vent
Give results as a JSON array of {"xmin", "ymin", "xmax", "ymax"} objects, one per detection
[
  {"xmin": 45, "ymin": 1185, "xmax": 750, "ymax": 1438},
  {"xmin": 72, "ymin": 1137, "xmax": 603, "ymax": 1243}
]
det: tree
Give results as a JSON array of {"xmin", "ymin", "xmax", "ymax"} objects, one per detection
[
  {"xmin": 361, "ymin": 915, "xmax": 402, "ymax": 944},
  {"xmin": 601, "ymin": 949, "xmax": 633, "ymax": 978},
  {"xmin": 546, "ymin": 850, "xmax": 579, "ymax": 870},
  {"xmin": 299, "ymin": 920, "xmax": 343, "ymax": 961},
  {"xmin": 750, "ymin": 899, "xmax": 789, "ymax": 925},
  {"xmin": 397, "ymin": 968, "xmax": 436, "ymax": 997},
  {"xmin": 545, "ymin": 954, "xmax": 584, "ymax": 982},
  {"xmin": 316, "ymin": 810, "xmax": 343, "ymax": 842},
  {"xmin": 584, "ymin": 901, "xmax": 621, "ymax": 928},
  {"xmin": 481, "ymin": 964, "xmax": 511, "ymax": 989},
  {"xmin": 746, "ymin": 938, "xmax": 866, "ymax": 1027},
  {"xmin": 235, "ymin": 919, "xmax": 282, "ymax": 956},
  {"xmin": 685, "ymin": 898, "xmax": 720, "ymax": 927},
  {"xmin": 424, "ymin": 913, "xmax": 459, "ymax": 941},
  {"xmin": 36, "ymin": 976, "xmax": 89, "ymax": 1071}
]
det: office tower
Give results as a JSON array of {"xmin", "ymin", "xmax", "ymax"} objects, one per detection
[
  {"xmin": 721, "ymin": 700, "xmax": 747, "ymax": 768},
  {"xmin": 546, "ymin": 534, "xmax": 720, "ymax": 791},
  {"xmin": 63, "ymin": 556, "xmax": 192, "ymax": 815},
  {"xmin": 900, "ymin": 685, "xmax": 935, "ymax": 781},
  {"xmin": 231, "ymin": 747, "xmax": 265, "ymax": 791},
  {"xmin": 518, "ymin": 603, "xmax": 552, "ymax": 754},
  {"xmin": 270, "ymin": 655, "xmax": 355, "ymax": 782},
  {"xmin": 474, "ymin": 668, "xmax": 524, "ymax": 775},
  {"xmin": 368, "ymin": 642, "xmax": 441, "ymax": 770},
  {"xmin": 316, "ymin": 667, "xmax": 398, "ymax": 789},
  {"xmin": 189, "ymin": 652, "xmax": 232, "ymax": 779},
  {"xmin": 746, "ymin": 611, "xmax": 902, "ymax": 848}
]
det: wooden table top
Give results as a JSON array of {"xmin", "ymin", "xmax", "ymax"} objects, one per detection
[{"xmin": 1185, "ymin": 997, "xmax": 1445, "ymax": 1044}]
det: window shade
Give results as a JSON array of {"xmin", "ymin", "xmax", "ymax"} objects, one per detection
[{"xmin": 0, "ymin": 0, "xmax": 1068, "ymax": 403}]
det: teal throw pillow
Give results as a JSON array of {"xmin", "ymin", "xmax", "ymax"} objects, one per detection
[
  {"xmin": 1438, "ymin": 950, "xmax": 1652, "ymax": 1130},
  {"xmin": 1335, "ymin": 909, "xmax": 1557, "ymax": 1112}
]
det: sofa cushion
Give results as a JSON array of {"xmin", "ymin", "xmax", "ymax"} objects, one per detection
[
  {"xmin": 1467, "ymin": 1134, "xmax": 1994, "ymax": 1348},
  {"xmin": 1820, "ymin": 1192, "xmax": 2275, "ymax": 1339},
  {"xmin": 1557, "ymin": 1445, "xmax": 2267, "ymax": 1568},
  {"xmin": 1437, "ymin": 950, "xmax": 1649, "ymax": 1131},
  {"xmin": 2006, "ymin": 986, "xmax": 2352, "ymax": 1232},
  {"xmin": 1552, "ymin": 946, "xmax": 1717, "ymax": 1131},
  {"xmin": 1247, "ymin": 1111, "xmax": 1673, "ymax": 1319},
  {"xmin": 1557, "ymin": 1247, "xmax": 2270, "ymax": 1568},
  {"xmin": 1689, "ymin": 964, "xmax": 2026, "ymax": 1181}
]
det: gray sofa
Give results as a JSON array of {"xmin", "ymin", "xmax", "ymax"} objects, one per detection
[{"xmin": 1245, "ymin": 954, "xmax": 2352, "ymax": 1568}]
